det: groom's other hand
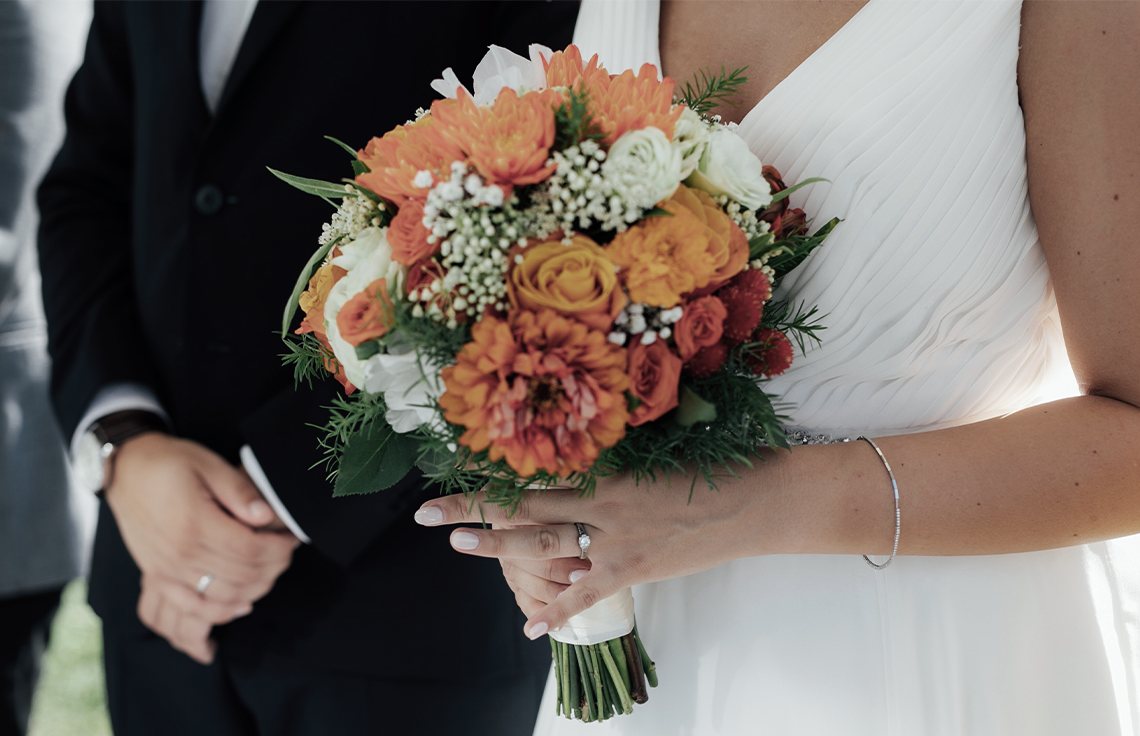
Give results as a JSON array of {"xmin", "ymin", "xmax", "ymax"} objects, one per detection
[
  {"xmin": 106, "ymin": 433, "xmax": 300, "ymax": 612},
  {"xmin": 136, "ymin": 572, "xmax": 252, "ymax": 664}
]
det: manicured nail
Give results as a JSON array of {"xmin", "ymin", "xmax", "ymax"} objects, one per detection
[
  {"xmin": 525, "ymin": 621, "xmax": 548, "ymax": 640},
  {"xmin": 414, "ymin": 506, "xmax": 443, "ymax": 526},
  {"xmin": 248, "ymin": 500, "xmax": 271, "ymax": 522},
  {"xmin": 235, "ymin": 604, "xmax": 253, "ymax": 617},
  {"xmin": 569, "ymin": 569, "xmax": 587, "ymax": 584},
  {"xmin": 450, "ymin": 530, "xmax": 479, "ymax": 550}
]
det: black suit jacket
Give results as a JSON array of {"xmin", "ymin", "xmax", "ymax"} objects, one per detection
[{"xmin": 37, "ymin": 0, "xmax": 578, "ymax": 678}]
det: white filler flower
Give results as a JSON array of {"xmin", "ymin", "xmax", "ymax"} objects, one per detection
[
  {"xmin": 687, "ymin": 127, "xmax": 773, "ymax": 210},
  {"xmin": 323, "ymin": 227, "xmax": 405, "ymax": 389},
  {"xmin": 603, "ymin": 127, "xmax": 684, "ymax": 211}
]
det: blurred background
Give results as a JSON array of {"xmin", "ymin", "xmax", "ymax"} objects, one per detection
[{"xmin": 2, "ymin": 1, "xmax": 108, "ymax": 733}]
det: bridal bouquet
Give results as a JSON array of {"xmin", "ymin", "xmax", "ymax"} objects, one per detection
[{"xmin": 275, "ymin": 44, "xmax": 835, "ymax": 722}]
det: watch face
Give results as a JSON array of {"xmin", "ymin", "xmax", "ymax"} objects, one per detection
[{"xmin": 74, "ymin": 431, "xmax": 106, "ymax": 494}]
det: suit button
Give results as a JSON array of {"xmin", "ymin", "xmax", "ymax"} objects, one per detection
[{"xmin": 194, "ymin": 185, "xmax": 224, "ymax": 215}]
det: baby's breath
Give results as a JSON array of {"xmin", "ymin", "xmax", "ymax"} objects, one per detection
[{"xmin": 319, "ymin": 189, "xmax": 384, "ymax": 247}]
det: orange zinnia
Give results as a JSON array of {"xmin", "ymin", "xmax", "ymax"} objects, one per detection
[
  {"xmin": 439, "ymin": 309, "xmax": 629, "ymax": 477},
  {"xmin": 355, "ymin": 99, "xmax": 466, "ymax": 205}
]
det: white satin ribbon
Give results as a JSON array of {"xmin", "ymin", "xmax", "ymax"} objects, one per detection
[{"xmin": 548, "ymin": 587, "xmax": 636, "ymax": 646}]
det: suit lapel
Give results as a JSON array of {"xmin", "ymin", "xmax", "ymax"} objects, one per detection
[{"xmin": 212, "ymin": 0, "xmax": 302, "ymax": 117}]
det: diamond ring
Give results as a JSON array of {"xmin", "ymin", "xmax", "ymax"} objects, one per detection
[
  {"xmin": 195, "ymin": 573, "xmax": 215, "ymax": 596},
  {"xmin": 575, "ymin": 523, "xmax": 591, "ymax": 560}
]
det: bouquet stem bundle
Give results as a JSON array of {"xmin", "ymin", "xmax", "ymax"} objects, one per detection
[{"xmin": 551, "ymin": 628, "xmax": 658, "ymax": 722}]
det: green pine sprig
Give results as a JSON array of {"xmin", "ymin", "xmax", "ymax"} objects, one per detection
[{"xmin": 676, "ymin": 66, "xmax": 749, "ymax": 116}]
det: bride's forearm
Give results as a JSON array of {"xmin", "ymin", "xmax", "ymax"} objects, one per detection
[{"xmin": 728, "ymin": 394, "xmax": 1140, "ymax": 557}]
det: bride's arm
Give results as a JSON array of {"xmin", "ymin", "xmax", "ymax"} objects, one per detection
[{"xmin": 414, "ymin": 1, "xmax": 1140, "ymax": 636}]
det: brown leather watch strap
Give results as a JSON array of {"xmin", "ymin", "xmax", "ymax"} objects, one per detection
[{"xmin": 92, "ymin": 410, "xmax": 168, "ymax": 448}]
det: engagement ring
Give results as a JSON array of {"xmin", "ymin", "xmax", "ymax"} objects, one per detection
[
  {"xmin": 575, "ymin": 523, "xmax": 591, "ymax": 560},
  {"xmin": 195, "ymin": 573, "xmax": 215, "ymax": 596}
]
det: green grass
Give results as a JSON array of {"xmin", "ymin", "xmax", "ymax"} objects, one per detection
[{"xmin": 27, "ymin": 580, "xmax": 112, "ymax": 736}]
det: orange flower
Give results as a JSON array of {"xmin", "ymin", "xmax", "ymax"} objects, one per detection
[
  {"xmin": 433, "ymin": 88, "xmax": 559, "ymax": 187},
  {"xmin": 606, "ymin": 185, "xmax": 748, "ymax": 307},
  {"xmin": 627, "ymin": 339, "xmax": 682, "ymax": 426},
  {"xmin": 296, "ymin": 261, "xmax": 346, "ymax": 340},
  {"xmin": 674, "ymin": 295, "xmax": 727, "ymax": 360},
  {"xmin": 543, "ymin": 45, "xmax": 680, "ymax": 145},
  {"xmin": 388, "ymin": 200, "xmax": 436, "ymax": 266},
  {"xmin": 509, "ymin": 235, "xmax": 626, "ymax": 331},
  {"xmin": 355, "ymin": 100, "xmax": 466, "ymax": 205},
  {"xmin": 336, "ymin": 278, "xmax": 394, "ymax": 347},
  {"xmin": 439, "ymin": 309, "xmax": 629, "ymax": 477}
]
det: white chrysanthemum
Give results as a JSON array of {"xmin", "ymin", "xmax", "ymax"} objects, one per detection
[
  {"xmin": 361, "ymin": 349, "xmax": 444, "ymax": 433},
  {"xmin": 603, "ymin": 127, "xmax": 684, "ymax": 210},
  {"xmin": 687, "ymin": 127, "xmax": 773, "ymax": 210},
  {"xmin": 672, "ymin": 107, "xmax": 710, "ymax": 179},
  {"xmin": 431, "ymin": 43, "xmax": 554, "ymax": 105},
  {"xmin": 323, "ymin": 227, "xmax": 405, "ymax": 388}
]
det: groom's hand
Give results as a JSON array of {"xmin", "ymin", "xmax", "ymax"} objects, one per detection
[
  {"xmin": 136, "ymin": 572, "xmax": 252, "ymax": 665},
  {"xmin": 106, "ymin": 433, "xmax": 300, "ymax": 611}
]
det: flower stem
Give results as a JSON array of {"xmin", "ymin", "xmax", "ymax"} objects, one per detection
[
  {"xmin": 635, "ymin": 628, "xmax": 659, "ymax": 688},
  {"xmin": 622, "ymin": 632, "xmax": 650, "ymax": 704},
  {"xmin": 599, "ymin": 642, "xmax": 634, "ymax": 714}
]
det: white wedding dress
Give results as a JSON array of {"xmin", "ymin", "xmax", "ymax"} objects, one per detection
[{"xmin": 534, "ymin": 1, "xmax": 1140, "ymax": 734}]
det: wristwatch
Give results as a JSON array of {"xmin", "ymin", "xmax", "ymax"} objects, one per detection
[{"xmin": 74, "ymin": 410, "xmax": 167, "ymax": 495}]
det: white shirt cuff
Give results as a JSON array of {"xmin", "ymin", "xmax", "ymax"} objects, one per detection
[
  {"xmin": 240, "ymin": 445, "xmax": 311, "ymax": 544},
  {"xmin": 70, "ymin": 383, "xmax": 169, "ymax": 462}
]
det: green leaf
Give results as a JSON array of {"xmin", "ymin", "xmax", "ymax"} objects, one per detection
[
  {"xmin": 324, "ymin": 135, "xmax": 360, "ymax": 159},
  {"xmin": 674, "ymin": 386, "xmax": 718, "ymax": 427},
  {"xmin": 677, "ymin": 66, "xmax": 749, "ymax": 116},
  {"xmin": 281, "ymin": 240, "xmax": 335, "ymax": 337},
  {"xmin": 643, "ymin": 206, "xmax": 672, "ymax": 218},
  {"xmin": 770, "ymin": 177, "xmax": 828, "ymax": 204},
  {"xmin": 354, "ymin": 341, "xmax": 381, "ymax": 361},
  {"xmin": 267, "ymin": 167, "xmax": 351, "ymax": 200},
  {"xmin": 333, "ymin": 420, "xmax": 417, "ymax": 496}
]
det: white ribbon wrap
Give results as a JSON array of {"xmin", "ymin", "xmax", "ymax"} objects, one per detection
[{"xmin": 548, "ymin": 587, "xmax": 636, "ymax": 646}]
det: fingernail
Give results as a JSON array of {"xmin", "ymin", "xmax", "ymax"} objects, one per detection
[
  {"xmin": 525, "ymin": 621, "xmax": 549, "ymax": 640},
  {"xmin": 450, "ymin": 530, "xmax": 479, "ymax": 551},
  {"xmin": 248, "ymin": 500, "xmax": 271, "ymax": 521},
  {"xmin": 569, "ymin": 569, "xmax": 587, "ymax": 584},
  {"xmin": 414, "ymin": 506, "xmax": 443, "ymax": 526},
  {"xmin": 235, "ymin": 605, "xmax": 253, "ymax": 617}
]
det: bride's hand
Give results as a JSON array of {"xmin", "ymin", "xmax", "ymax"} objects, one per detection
[{"xmin": 413, "ymin": 473, "xmax": 760, "ymax": 639}]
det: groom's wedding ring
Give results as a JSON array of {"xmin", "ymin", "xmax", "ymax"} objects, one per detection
[
  {"xmin": 195, "ymin": 573, "xmax": 215, "ymax": 596},
  {"xmin": 575, "ymin": 523, "xmax": 591, "ymax": 560}
]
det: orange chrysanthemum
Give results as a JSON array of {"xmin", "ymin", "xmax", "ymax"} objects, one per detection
[
  {"xmin": 355, "ymin": 100, "xmax": 466, "ymax": 205},
  {"xmin": 606, "ymin": 186, "xmax": 749, "ymax": 307},
  {"xmin": 544, "ymin": 45, "xmax": 680, "ymax": 145},
  {"xmin": 439, "ymin": 309, "xmax": 629, "ymax": 477},
  {"xmin": 433, "ymin": 88, "xmax": 560, "ymax": 187}
]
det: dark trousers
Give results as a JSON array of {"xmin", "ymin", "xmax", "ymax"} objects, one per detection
[
  {"xmin": 0, "ymin": 587, "xmax": 63, "ymax": 736},
  {"xmin": 103, "ymin": 626, "xmax": 549, "ymax": 736}
]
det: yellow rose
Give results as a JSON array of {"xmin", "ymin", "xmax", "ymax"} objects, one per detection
[{"xmin": 509, "ymin": 236, "xmax": 627, "ymax": 331}]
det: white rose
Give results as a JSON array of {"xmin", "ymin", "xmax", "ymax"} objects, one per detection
[
  {"xmin": 603, "ymin": 127, "xmax": 684, "ymax": 210},
  {"xmin": 672, "ymin": 107, "xmax": 710, "ymax": 179},
  {"xmin": 361, "ymin": 349, "xmax": 445, "ymax": 434},
  {"xmin": 431, "ymin": 43, "xmax": 553, "ymax": 106},
  {"xmin": 687, "ymin": 127, "xmax": 773, "ymax": 210},
  {"xmin": 324, "ymin": 227, "xmax": 405, "ymax": 389}
]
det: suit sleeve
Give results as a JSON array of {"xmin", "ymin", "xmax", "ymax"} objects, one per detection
[
  {"xmin": 37, "ymin": 4, "xmax": 161, "ymax": 439},
  {"xmin": 242, "ymin": 381, "xmax": 432, "ymax": 567}
]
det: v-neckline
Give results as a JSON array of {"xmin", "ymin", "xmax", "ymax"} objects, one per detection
[{"xmin": 655, "ymin": 0, "xmax": 875, "ymax": 125}]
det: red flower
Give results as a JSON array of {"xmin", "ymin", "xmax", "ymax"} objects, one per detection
[
  {"xmin": 748, "ymin": 328, "xmax": 794, "ymax": 377},
  {"xmin": 685, "ymin": 342, "xmax": 728, "ymax": 378}
]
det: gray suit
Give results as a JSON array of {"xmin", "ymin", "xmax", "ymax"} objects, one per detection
[{"xmin": 0, "ymin": 0, "xmax": 92, "ymax": 600}]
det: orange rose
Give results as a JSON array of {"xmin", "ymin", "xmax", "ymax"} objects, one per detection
[
  {"xmin": 674, "ymin": 295, "xmax": 727, "ymax": 360},
  {"xmin": 296, "ymin": 261, "xmax": 346, "ymax": 339},
  {"xmin": 627, "ymin": 339, "xmax": 682, "ymax": 426},
  {"xmin": 509, "ymin": 236, "xmax": 626, "ymax": 331},
  {"xmin": 432, "ymin": 88, "xmax": 559, "ymax": 187},
  {"xmin": 439, "ymin": 309, "xmax": 629, "ymax": 476},
  {"xmin": 606, "ymin": 186, "xmax": 748, "ymax": 307},
  {"xmin": 388, "ymin": 200, "xmax": 436, "ymax": 266},
  {"xmin": 336, "ymin": 278, "xmax": 394, "ymax": 347}
]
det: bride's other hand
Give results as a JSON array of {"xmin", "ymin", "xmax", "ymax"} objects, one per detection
[{"xmin": 413, "ymin": 474, "xmax": 770, "ymax": 638}]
